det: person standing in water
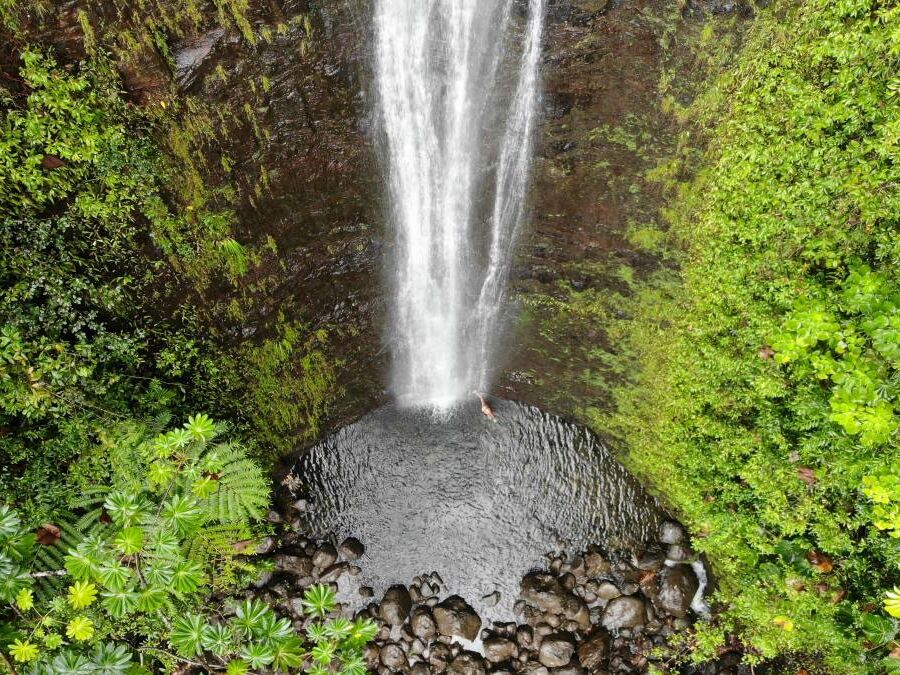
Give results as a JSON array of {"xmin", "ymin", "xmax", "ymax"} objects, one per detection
[{"xmin": 475, "ymin": 392, "xmax": 497, "ymax": 421}]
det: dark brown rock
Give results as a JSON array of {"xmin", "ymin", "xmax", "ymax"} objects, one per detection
[
  {"xmin": 312, "ymin": 542, "xmax": 338, "ymax": 568},
  {"xmin": 448, "ymin": 650, "xmax": 487, "ymax": 674},
  {"xmin": 434, "ymin": 595, "xmax": 481, "ymax": 640},
  {"xmin": 652, "ymin": 565, "xmax": 698, "ymax": 618},
  {"xmin": 380, "ymin": 585, "xmax": 413, "ymax": 625},
  {"xmin": 576, "ymin": 628, "xmax": 610, "ymax": 669},
  {"xmin": 340, "ymin": 536, "xmax": 366, "ymax": 559}
]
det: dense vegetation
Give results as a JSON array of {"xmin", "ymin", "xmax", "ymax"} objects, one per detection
[
  {"xmin": 2, "ymin": 0, "xmax": 898, "ymax": 671},
  {"xmin": 0, "ymin": 8, "xmax": 353, "ymax": 670},
  {"xmin": 605, "ymin": 0, "xmax": 899, "ymax": 670}
]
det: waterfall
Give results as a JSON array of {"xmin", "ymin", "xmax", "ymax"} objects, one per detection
[{"xmin": 375, "ymin": 0, "xmax": 546, "ymax": 409}]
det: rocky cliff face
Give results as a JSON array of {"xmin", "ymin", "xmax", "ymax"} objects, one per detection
[{"xmin": 5, "ymin": 0, "xmax": 746, "ymax": 445}]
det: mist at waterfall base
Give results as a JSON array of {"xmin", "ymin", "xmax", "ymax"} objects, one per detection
[
  {"xmin": 289, "ymin": 400, "xmax": 665, "ymax": 623},
  {"xmin": 375, "ymin": 0, "xmax": 546, "ymax": 409}
]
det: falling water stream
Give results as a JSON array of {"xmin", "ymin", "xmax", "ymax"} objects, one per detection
[{"xmin": 376, "ymin": 0, "xmax": 546, "ymax": 408}]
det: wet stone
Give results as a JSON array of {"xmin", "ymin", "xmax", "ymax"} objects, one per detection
[
  {"xmin": 379, "ymin": 642, "xmax": 407, "ymax": 671},
  {"xmin": 434, "ymin": 595, "xmax": 482, "ymax": 641},
  {"xmin": 430, "ymin": 642, "xmax": 452, "ymax": 672},
  {"xmin": 273, "ymin": 554, "xmax": 313, "ymax": 576},
  {"xmin": 552, "ymin": 666, "xmax": 586, "ymax": 675},
  {"xmin": 538, "ymin": 632, "xmax": 576, "ymax": 668},
  {"xmin": 449, "ymin": 650, "xmax": 487, "ymax": 674},
  {"xmin": 483, "ymin": 636, "xmax": 518, "ymax": 663},
  {"xmin": 667, "ymin": 543, "xmax": 695, "ymax": 562},
  {"xmin": 380, "ymin": 585, "xmax": 413, "ymax": 625},
  {"xmin": 659, "ymin": 521, "xmax": 685, "ymax": 545},
  {"xmin": 319, "ymin": 561, "xmax": 348, "ymax": 583},
  {"xmin": 601, "ymin": 596, "xmax": 646, "ymax": 632},
  {"xmin": 577, "ymin": 628, "xmax": 611, "ymax": 670},
  {"xmin": 652, "ymin": 565, "xmax": 699, "ymax": 618},
  {"xmin": 520, "ymin": 572, "xmax": 590, "ymax": 628},
  {"xmin": 312, "ymin": 542, "xmax": 338, "ymax": 568},
  {"xmin": 583, "ymin": 551, "xmax": 611, "ymax": 578},
  {"xmin": 340, "ymin": 536, "xmax": 366, "ymax": 560},
  {"xmin": 516, "ymin": 624, "xmax": 534, "ymax": 648},
  {"xmin": 411, "ymin": 607, "xmax": 438, "ymax": 641}
]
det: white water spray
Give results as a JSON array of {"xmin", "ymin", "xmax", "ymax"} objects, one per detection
[{"xmin": 375, "ymin": 0, "xmax": 546, "ymax": 408}]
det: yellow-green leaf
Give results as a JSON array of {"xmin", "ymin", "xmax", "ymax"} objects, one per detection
[
  {"xmin": 67, "ymin": 580, "xmax": 98, "ymax": 609},
  {"xmin": 15, "ymin": 588, "xmax": 34, "ymax": 611},
  {"xmin": 886, "ymin": 587, "xmax": 900, "ymax": 619},
  {"xmin": 8, "ymin": 639, "xmax": 39, "ymax": 663},
  {"xmin": 66, "ymin": 616, "xmax": 95, "ymax": 641}
]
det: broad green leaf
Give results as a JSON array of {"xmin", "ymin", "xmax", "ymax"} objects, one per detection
[
  {"xmin": 169, "ymin": 614, "xmax": 207, "ymax": 657},
  {"xmin": 113, "ymin": 527, "xmax": 144, "ymax": 555}
]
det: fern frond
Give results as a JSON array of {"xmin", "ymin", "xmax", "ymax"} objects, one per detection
[
  {"xmin": 185, "ymin": 522, "xmax": 254, "ymax": 592},
  {"xmin": 198, "ymin": 442, "xmax": 270, "ymax": 523},
  {"xmin": 31, "ymin": 519, "xmax": 98, "ymax": 600}
]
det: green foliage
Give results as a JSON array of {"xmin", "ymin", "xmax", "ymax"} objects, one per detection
[
  {"xmin": 0, "ymin": 49, "xmax": 253, "ymax": 518},
  {"xmin": 0, "ymin": 506, "xmax": 35, "ymax": 605},
  {"xmin": 208, "ymin": 321, "xmax": 338, "ymax": 456},
  {"xmin": 1, "ymin": 416, "xmax": 272, "ymax": 672},
  {"xmin": 164, "ymin": 587, "xmax": 375, "ymax": 674},
  {"xmin": 602, "ymin": 0, "xmax": 900, "ymax": 670}
]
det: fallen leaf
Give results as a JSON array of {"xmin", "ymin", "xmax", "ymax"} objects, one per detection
[
  {"xmin": 806, "ymin": 550, "xmax": 834, "ymax": 573},
  {"xmin": 797, "ymin": 467, "xmax": 817, "ymax": 486},
  {"xmin": 36, "ymin": 523, "xmax": 60, "ymax": 546},
  {"xmin": 40, "ymin": 154, "xmax": 66, "ymax": 169}
]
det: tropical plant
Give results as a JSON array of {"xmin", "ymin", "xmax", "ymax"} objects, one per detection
[
  {"xmin": 0, "ymin": 415, "xmax": 276, "ymax": 672},
  {"xmin": 598, "ymin": 0, "xmax": 900, "ymax": 670},
  {"xmin": 164, "ymin": 586, "xmax": 376, "ymax": 674}
]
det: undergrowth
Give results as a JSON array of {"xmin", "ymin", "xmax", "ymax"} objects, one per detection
[{"xmin": 602, "ymin": 0, "xmax": 900, "ymax": 670}]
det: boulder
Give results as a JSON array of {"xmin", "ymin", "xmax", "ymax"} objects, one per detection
[
  {"xmin": 410, "ymin": 607, "xmax": 438, "ymax": 641},
  {"xmin": 380, "ymin": 585, "xmax": 413, "ymax": 625},
  {"xmin": 659, "ymin": 521, "xmax": 685, "ymax": 545},
  {"xmin": 434, "ymin": 595, "xmax": 481, "ymax": 640},
  {"xmin": 595, "ymin": 581, "xmax": 621, "ymax": 601},
  {"xmin": 449, "ymin": 650, "xmax": 487, "ymax": 674},
  {"xmin": 600, "ymin": 596, "xmax": 646, "ymax": 632},
  {"xmin": 520, "ymin": 573, "xmax": 590, "ymax": 628},
  {"xmin": 311, "ymin": 542, "xmax": 338, "ymax": 568},
  {"xmin": 538, "ymin": 632, "xmax": 576, "ymax": 668},
  {"xmin": 576, "ymin": 628, "xmax": 610, "ymax": 669},
  {"xmin": 272, "ymin": 554, "xmax": 313, "ymax": 576},
  {"xmin": 379, "ymin": 642, "xmax": 407, "ymax": 671},
  {"xmin": 339, "ymin": 536, "xmax": 366, "ymax": 560},
  {"xmin": 483, "ymin": 636, "xmax": 518, "ymax": 663},
  {"xmin": 429, "ymin": 642, "xmax": 452, "ymax": 672},
  {"xmin": 653, "ymin": 565, "xmax": 699, "ymax": 618}
]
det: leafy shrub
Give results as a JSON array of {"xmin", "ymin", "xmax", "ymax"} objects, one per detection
[
  {"xmin": 168, "ymin": 587, "xmax": 376, "ymax": 674},
  {"xmin": 1, "ymin": 416, "xmax": 280, "ymax": 672},
  {"xmin": 605, "ymin": 0, "xmax": 900, "ymax": 670}
]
